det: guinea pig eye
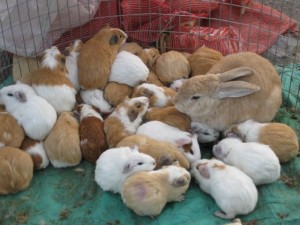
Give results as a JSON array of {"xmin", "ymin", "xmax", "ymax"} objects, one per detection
[
  {"xmin": 203, "ymin": 132, "xmax": 209, "ymax": 136},
  {"xmin": 137, "ymin": 162, "xmax": 143, "ymax": 165},
  {"xmin": 191, "ymin": 96, "xmax": 200, "ymax": 100},
  {"xmin": 135, "ymin": 102, "xmax": 142, "ymax": 108},
  {"xmin": 7, "ymin": 93, "xmax": 13, "ymax": 97}
]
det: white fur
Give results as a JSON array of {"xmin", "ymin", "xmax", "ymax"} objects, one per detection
[
  {"xmin": 191, "ymin": 122, "xmax": 220, "ymax": 143},
  {"xmin": 0, "ymin": 84, "xmax": 57, "ymax": 141},
  {"xmin": 80, "ymin": 104, "xmax": 103, "ymax": 121},
  {"xmin": 25, "ymin": 141, "xmax": 49, "ymax": 169},
  {"xmin": 33, "ymin": 84, "xmax": 76, "ymax": 113},
  {"xmin": 213, "ymin": 137, "xmax": 280, "ymax": 185},
  {"xmin": 66, "ymin": 52, "xmax": 80, "ymax": 92},
  {"xmin": 80, "ymin": 89, "xmax": 113, "ymax": 114},
  {"xmin": 167, "ymin": 165, "xmax": 190, "ymax": 184},
  {"xmin": 231, "ymin": 119, "xmax": 265, "ymax": 142},
  {"xmin": 94, "ymin": 146, "xmax": 156, "ymax": 193},
  {"xmin": 109, "ymin": 51, "xmax": 149, "ymax": 87},
  {"xmin": 50, "ymin": 160, "xmax": 75, "ymax": 168},
  {"xmin": 170, "ymin": 78, "xmax": 187, "ymax": 92},
  {"xmin": 191, "ymin": 159, "xmax": 258, "ymax": 219},
  {"xmin": 41, "ymin": 46, "xmax": 61, "ymax": 70},
  {"xmin": 137, "ymin": 83, "xmax": 169, "ymax": 107}
]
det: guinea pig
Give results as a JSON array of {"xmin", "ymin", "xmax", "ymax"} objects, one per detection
[
  {"xmin": 18, "ymin": 46, "xmax": 77, "ymax": 113},
  {"xmin": 80, "ymin": 88, "xmax": 114, "ymax": 114},
  {"xmin": 146, "ymin": 71, "xmax": 164, "ymax": 87},
  {"xmin": 136, "ymin": 121, "xmax": 201, "ymax": 163},
  {"xmin": 65, "ymin": 39, "xmax": 83, "ymax": 92},
  {"xmin": 121, "ymin": 163, "xmax": 191, "ymax": 217},
  {"xmin": 224, "ymin": 218, "xmax": 242, "ymax": 225},
  {"xmin": 132, "ymin": 83, "xmax": 176, "ymax": 108},
  {"xmin": 188, "ymin": 46, "xmax": 224, "ymax": 76},
  {"xmin": 190, "ymin": 122, "xmax": 220, "ymax": 144},
  {"xmin": 180, "ymin": 52, "xmax": 191, "ymax": 59},
  {"xmin": 94, "ymin": 146, "xmax": 156, "ymax": 194},
  {"xmin": 104, "ymin": 96, "xmax": 149, "ymax": 148},
  {"xmin": 169, "ymin": 78, "xmax": 188, "ymax": 92},
  {"xmin": 0, "ymin": 111, "xmax": 25, "ymax": 148},
  {"xmin": 77, "ymin": 104, "xmax": 108, "ymax": 163},
  {"xmin": 0, "ymin": 146, "xmax": 33, "ymax": 195},
  {"xmin": 117, "ymin": 134, "xmax": 190, "ymax": 169},
  {"xmin": 0, "ymin": 83, "xmax": 57, "ymax": 141},
  {"xmin": 145, "ymin": 106, "xmax": 191, "ymax": 131},
  {"xmin": 119, "ymin": 42, "xmax": 148, "ymax": 65},
  {"xmin": 155, "ymin": 50, "xmax": 190, "ymax": 85},
  {"xmin": 213, "ymin": 136, "xmax": 281, "ymax": 185},
  {"xmin": 20, "ymin": 137, "xmax": 49, "ymax": 170},
  {"xmin": 191, "ymin": 159, "xmax": 258, "ymax": 219},
  {"xmin": 78, "ymin": 26, "xmax": 128, "ymax": 90},
  {"xmin": 44, "ymin": 112, "xmax": 82, "ymax": 168},
  {"xmin": 225, "ymin": 119, "xmax": 299, "ymax": 163},
  {"xmin": 144, "ymin": 48, "xmax": 160, "ymax": 71},
  {"xmin": 109, "ymin": 51, "xmax": 149, "ymax": 87},
  {"xmin": 104, "ymin": 82, "xmax": 133, "ymax": 107}
]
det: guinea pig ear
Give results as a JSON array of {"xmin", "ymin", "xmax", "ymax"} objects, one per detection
[
  {"xmin": 127, "ymin": 108, "xmax": 139, "ymax": 122},
  {"xmin": 172, "ymin": 176, "xmax": 188, "ymax": 187},
  {"xmin": 158, "ymin": 154, "xmax": 174, "ymax": 166},
  {"xmin": 14, "ymin": 91, "xmax": 27, "ymax": 102},
  {"xmin": 216, "ymin": 81, "xmax": 260, "ymax": 99},
  {"xmin": 213, "ymin": 145, "xmax": 222, "ymax": 157},
  {"xmin": 123, "ymin": 162, "xmax": 133, "ymax": 174},
  {"xmin": 109, "ymin": 34, "xmax": 119, "ymax": 45},
  {"xmin": 172, "ymin": 160, "xmax": 180, "ymax": 166},
  {"xmin": 129, "ymin": 145, "xmax": 139, "ymax": 152},
  {"xmin": 141, "ymin": 88, "xmax": 153, "ymax": 98},
  {"xmin": 197, "ymin": 164, "xmax": 210, "ymax": 179},
  {"xmin": 175, "ymin": 137, "xmax": 192, "ymax": 147}
]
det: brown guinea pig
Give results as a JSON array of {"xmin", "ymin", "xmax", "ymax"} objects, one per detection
[
  {"xmin": 145, "ymin": 106, "xmax": 191, "ymax": 131},
  {"xmin": 78, "ymin": 104, "xmax": 108, "ymax": 163},
  {"xmin": 44, "ymin": 112, "xmax": 82, "ymax": 168},
  {"xmin": 117, "ymin": 134, "xmax": 190, "ymax": 169},
  {"xmin": 155, "ymin": 50, "xmax": 190, "ymax": 85},
  {"xmin": 0, "ymin": 146, "xmax": 33, "ymax": 195},
  {"xmin": 104, "ymin": 82, "xmax": 134, "ymax": 107},
  {"xmin": 119, "ymin": 42, "xmax": 148, "ymax": 65},
  {"xmin": 144, "ymin": 48, "xmax": 160, "ymax": 71},
  {"xmin": 146, "ymin": 71, "xmax": 164, "ymax": 87},
  {"xmin": 181, "ymin": 52, "xmax": 191, "ymax": 59},
  {"xmin": 0, "ymin": 111, "xmax": 25, "ymax": 148},
  {"xmin": 77, "ymin": 26, "xmax": 128, "ymax": 90},
  {"xmin": 189, "ymin": 46, "xmax": 224, "ymax": 76}
]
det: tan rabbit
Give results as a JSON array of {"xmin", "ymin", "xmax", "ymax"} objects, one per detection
[
  {"xmin": 77, "ymin": 26, "xmax": 127, "ymax": 90},
  {"xmin": 117, "ymin": 134, "xmax": 190, "ymax": 169},
  {"xmin": 189, "ymin": 46, "xmax": 224, "ymax": 76},
  {"xmin": 173, "ymin": 52, "xmax": 282, "ymax": 131},
  {"xmin": 0, "ymin": 146, "xmax": 33, "ymax": 195}
]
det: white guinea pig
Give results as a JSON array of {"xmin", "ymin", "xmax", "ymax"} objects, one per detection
[
  {"xmin": 190, "ymin": 122, "xmax": 220, "ymax": 143},
  {"xmin": 136, "ymin": 121, "xmax": 201, "ymax": 163},
  {"xmin": 0, "ymin": 83, "xmax": 57, "ymax": 141},
  {"xmin": 94, "ymin": 146, "xmax": 156, "ymax": 194},
  {"xmin": 212, "ymin": 136, "xmax": 281, "ymax": 185},
  {"xmin": 191, "ymin": 159, "xmax": 258, "ymax": 219},
  {"xmin": 169, "ymin": 78, "xmax": 188, "ymax": 92}
]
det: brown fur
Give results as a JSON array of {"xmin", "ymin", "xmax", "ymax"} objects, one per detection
[
  {"xmin": 80, "ymin": 117, "xmax": 108, "ymax": 163},
  {"xmin": 259, "ymin": 123, "xmax": 299, "ymax": 163},
  {"xmin": 117, "ymin": 135, "xmax": 190, "ymax": 169},
  {"xmin": 120, "ymin": 42, "xmax": 148, "ymax": 65},
  {"xmin": 145, "ymin": 48, "xmax": 160, "ymax": 71},
  {"xmin": 147, "ymin": 71, "xmax": 164, "ymax": 87},
  {"xmin": 104, "ymin": 82, "xmax": 133, "ymax": 106},
  {"xmin": 0, "ymin": 112, "xmax": 25, "ymax": 148},
  {"xmin": 44, "ymin": 112, "xmax": 81, "ymax": 167},
  {"xmin": 0, "ymin": 147, "xmax": 33, "ymax": 194},
  {"xmin": 155, "ymin": 50, "xmax": 191, "ymax": 84},
  {"xmin": 65, "ymin": 40, "xmax": 83, "ymax": 54},
  {"xmin": 181, "ymin": 52, "xmax": 191, "ymax": 59},
  {"xmin": 145, "ymin": 106, "xmax": 191, "ymax": 131},
  {"xmin": 78, "ymin": 27, "xmax": 127, "ymax": 89},
  {"xmin": 189, "ymin": 46, "xmax": 224, "ymax": 76}
]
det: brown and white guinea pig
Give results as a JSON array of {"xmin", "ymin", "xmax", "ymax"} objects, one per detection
[
  {"xmin": 169, "ymin": 78, "xmax": 188, "ymax": 92},
  {"xmin": 119, "ymin": 42, "xmax": 148, "ymax": 65},
  {"xmin": 65, "ymin": 39, "xmax": 83, "ymax": 92},
  {"xmin": 190, "ymin": 122, "xmax": 220, "ymax": 144},
  {"xmin": 132, "ymin": 83, "xmax": 176, "ymax": 108},
  {"xmin": 17, "ymin": 46, "xmax": 77, "ymax": 113},
  {"xmin": 188, "ymin": 46, "xmax": 224, "ymax": 76},
  {"xmin": 0, "ymin": 110, "xmax": 25, "ymax": 148},
  {"xmin": 117, "ymin": 134, "xmax": 190, "ymax": 169},
  {"xmin": 0, "ymin": 146, "xmax": 33, "ymax": 195},
  {"xmin": 121, "ymin": 162, "xmax": 191, "ymax": 217},
  {"xmin": 225, "ymin": 119, "xmax": 299, "ymax": 163},
  {"xmin": 212, "ymin": 136, "xmax": 280, "ymax": 185},
  {"xmin": 95, "ymin": 146, "xmax": 156, "ymax": 194},
  {"xmin": 104, "ymin": 96, "xmax": 149, "ymax": 148},
  {"xmin": 145, "ymin": 106, "xmax": 191, "ymax": 131},
  {"xmin": 146, "ymin": 71, "xmax": 164, "ymax": 87},
  {"xmin": 20, "ymin": 137, "xmax": 49, "ymax": 170},
  {"xmin": 44, "ymin": 112, "xmax": 82, "ymax": 168},
  {"xmin": 77, "ymin": 26, "xmax": 128, "ymax": 90},
  {"xmin": 155, "ymin": 50, "xmax": 190, "ymax": 85},
  {"xmin": 191, "ymin": 159, "xmax": 258, "ymax": 219},
  {"xmin": 144, "ymin": 48, "xmax": 160, "ymax": 71},
  {"xmin": 77, "ymin": 104, "xmax": 108, "ymax": 163},
  {"xmin": 104, "ymin": 82, "xmax": 133, "ymax": 107}
]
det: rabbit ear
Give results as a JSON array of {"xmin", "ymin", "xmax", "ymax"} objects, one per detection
[
  {"xmin": 218, "ymin": 67, "xmax": 255, "ymax": 82},
  {"xmin": 14, "ymin": 91, "xmax": 27, "ymax": 102},
  {"xmin": 216, "ymin": 81, "xmax": 260, "ymax": 99}
]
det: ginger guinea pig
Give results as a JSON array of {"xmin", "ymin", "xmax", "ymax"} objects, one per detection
[
  {"xmin": 146, "ymin": 71, "xmax": 164, "ymax": 87},
  {"xmin": 78, "ymin": 26, "xmax": 127, "ymax": 90},
  {"xmin": 104, "ymin": 82, "xmax": 133, "ymax": 107},
  {"xmin": 191, "ymin": 159, "xmax": 258, "ymax": 219},
  {"xmin": 0, "ymin": 146, "xmax": 33, "ymax": 195},
  {"xmin": 44, "ymin": 112, "xmax": 82, "ymax": 168},
  {"xmin": 121, "ymin": 163, "xmax": 191, "ymax": 217},
  {"xmin": 144, "ymin": 48, "xmax": 160, "ymax": 71},
  {"xmin": 104, "ymin": 96, "xmax": 149, "ymax": 148},
  {"xmin": 119, "ymin": 42, "xmax": 148, "ymax": 65},
  {"xmin": 225, "ymin": 119, "xmax": 299, "ymax": 163}
]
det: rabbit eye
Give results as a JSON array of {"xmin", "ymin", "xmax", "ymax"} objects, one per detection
[
  {"xmin": 7, "ymin": 93, "xmax": 13, "ymax": 97},
  {"xmin": 137, "ymin": 162, "xmax": 143, "ymax": 165},
  {"xmin": 191, "ymin": 96, "xmax": 200, "ymax": 100}
]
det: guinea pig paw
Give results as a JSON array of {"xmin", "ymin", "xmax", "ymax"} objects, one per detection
[
  {"xmin": 175, "ymin": 194, "xmax": 185, "ymax": 202},
  {"xmin": 214, "ymin": 211, "xmax": 235, "ymax": 219}
]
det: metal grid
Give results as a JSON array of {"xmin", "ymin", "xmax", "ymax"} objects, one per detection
[{"xmin": 0, "ymin": 0, "xmax": 299, "ymax": 109}]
